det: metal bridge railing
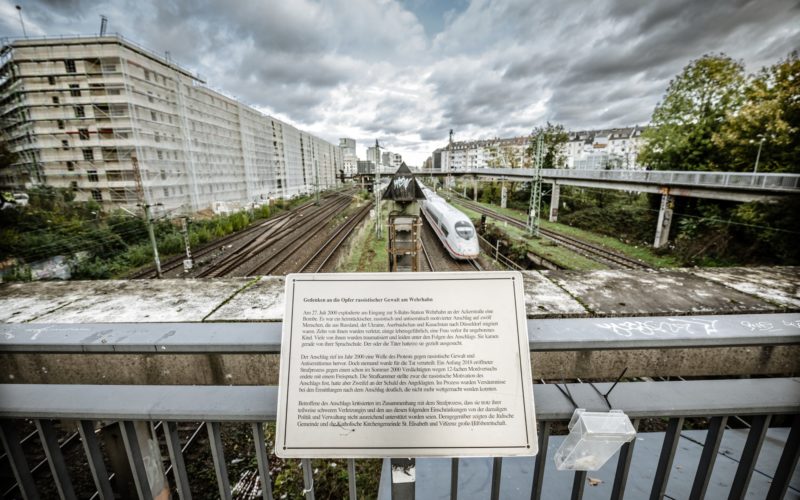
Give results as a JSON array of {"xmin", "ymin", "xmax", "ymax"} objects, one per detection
[
  {"xmin": 444, "ymin": 168, "xmax": 800, "ymax": 192},
  {"xmin": 1, "ymin": 317, "xmax": 799, "ymax": 499}
]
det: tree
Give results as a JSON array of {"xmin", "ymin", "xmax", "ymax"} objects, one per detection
[
  {"xmin": 527, "ymin": 122, "xmax": 568, "ymax": 168},
  {"xmin": 640, "ymin": 54, "xmax": 746, "ymax": 170},
  {"xmin": 713, "ymin": 51, "xmax": 800, "ymax": 173}
]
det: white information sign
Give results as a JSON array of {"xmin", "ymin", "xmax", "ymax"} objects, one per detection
[{"xmin": 276, "ymin": 272, "xmax": 537, "ymax": 458}]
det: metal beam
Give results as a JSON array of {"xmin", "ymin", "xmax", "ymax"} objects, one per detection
[
  {"xmin": 2, "ymin": 313, "xmax": 797, "ymax": 354},
  {"xmin": 1, "ymin": 379, "xmax": 797, "ymax": 423}
]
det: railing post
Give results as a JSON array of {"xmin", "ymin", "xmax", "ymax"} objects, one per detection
[
  {"xmin": 766, "ymin": 414, "xmax": 800, "ymax": 500},
  {"xmin": 391, "ymin": 458, "xmax": 415, "ymax": 500},
  {"xmin": 77, "ymin": 420, "xmax": 114, "ymax": 500},
  {"xmin": 450, "ymin": 458, "xmax": 459, "ymax": 500},
  {"xmin": 207, "ymin": 422, "xmax": 232, "ymax": 500},
  {"xmin": 36, "ymin": 419, "xmax": 77, "ymax": 500},
  {"xmin": 688, "ymin": 416, "xmax": 727, "ymax": 500},
  {"xmin": 649, "ymin": 417, "xmax": 683, "ymax": 500},
  {"xmin": 0, "ymin": 419, "xmax": 39, "ymax": 500},
  {"xmin": 610, "ymin": 418, "xmax": 639, "ymax": 500},
  {"xmin": 728, "ymin": 415, "xmax": 771, "ymax": 500},
  {"xmin": 251, "ymin": 423, "xmax": 274, "ymax": 500}
]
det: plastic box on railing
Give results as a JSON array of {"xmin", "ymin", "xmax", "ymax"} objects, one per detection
[{"xmin": 554, "ymin": 409, "xmax": 637, "ymax": 471}]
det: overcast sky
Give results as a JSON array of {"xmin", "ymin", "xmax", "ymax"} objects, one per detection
[{"xmin": 2, "ymin": 0, "xmax": 799, "ymax": 164}]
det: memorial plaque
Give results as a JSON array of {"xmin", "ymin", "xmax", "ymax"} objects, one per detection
[{"xmin": 276, "ymin": 272, "xmax": 537, "ymax": 458}]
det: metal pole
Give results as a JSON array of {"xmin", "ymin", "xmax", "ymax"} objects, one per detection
[
  {"xmin": 315, "ymin": 159, "xmax": 320, "ymax": 206},
  {"xmin": 144, "ymin": 204, "xmax": 163, "ymax": 278},
  {"xmin": 15, "ymin": 6, "xmax": 26, "ymax": 37},
  {"xmin": 180, "ymin": 216, "xmax": 193, "ymax": 271},
  {"xmin": 753, "ymin": 137, "xmax": 764, "ymax": 174},
  {"xmin": 375, "ymin": 140, "xmax": 381, "ymax": 239}
]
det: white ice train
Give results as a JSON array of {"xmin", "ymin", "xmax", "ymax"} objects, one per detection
[{"xmin": 419, "ymin": 182, "xmax": 480, "ymax": 260}]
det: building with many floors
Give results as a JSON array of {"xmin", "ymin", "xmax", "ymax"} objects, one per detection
[
  {"xmin": 430, "ymin": 127, "xmax": 646, "ymax": 172},
  {"xmin": 0, "ymin": 35, "xmax": 342, "ymax": 214},
  {"xmin": 338, "ymin": 137, "xmax": 358, "ymax": 176}
]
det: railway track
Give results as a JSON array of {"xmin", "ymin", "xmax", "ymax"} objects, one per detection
[
  {"xmin": 127, "ymin": 196, "xmax": 325, "ymax": 279},
  {"xmin": 299, "ymin": 202, "xmax": 374, "ymax": 273},
  {"xmin": 450, "ymin": 196, "xmax": 653, "ymax": 270},
  {"xmin": 197, "ymin": 194, "xmax": 355, "ymax": 277}
]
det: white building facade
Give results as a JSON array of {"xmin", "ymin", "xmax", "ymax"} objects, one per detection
[
  {"xmin": 430, "ymin": 127, "xmax": 646, "ymax": 171},
  {"xmin": 338, "ymin": 137, "xmax": 358, "ymax": 176},
  {"xmin": 0, "ymin": 35, "xmax": 342, "ymax": 214}
]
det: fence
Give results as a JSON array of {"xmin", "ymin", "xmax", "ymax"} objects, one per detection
[{"xmin": 1, "ymin": 315, "xmax": 799, "ymax": 499}]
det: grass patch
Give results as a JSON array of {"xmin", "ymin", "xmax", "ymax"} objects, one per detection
[
  {"xmin": 539, "ymin": 219, "xmax": 680, "ymax": 268},
  {"xmin": 338, "ymin": 217, "xmax": 388, "ymax": 272},
  {"xmin": 455, "ymin": 203, "xmax": 603, "ymax": 270},
  {"xmin": 450, "ymin": 196, "xmax": 678, "ymax": 268}
]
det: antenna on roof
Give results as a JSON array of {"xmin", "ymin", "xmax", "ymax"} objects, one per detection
[{"xmin": 99, "ymin": 15, "xmax": 108, "ymax": 36}]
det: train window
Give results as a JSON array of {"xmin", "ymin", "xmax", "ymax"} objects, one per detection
[
  {"xmin": 440, "ymin": 223, "xmax": 449, "ymax": 237},
  {"xmin": 454, "ymin": 221, "xmax": 474, "ymax": 239}
]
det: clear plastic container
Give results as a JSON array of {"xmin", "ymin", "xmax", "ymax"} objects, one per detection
[{"xmin": 554, "ymin": 409, "xmax": 637, "ymax": 471}]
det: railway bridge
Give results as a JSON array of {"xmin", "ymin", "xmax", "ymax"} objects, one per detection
[
  {"xmin": 1, "ymin": 267, "xmax": 798, "ymax": 498},
  {"xmin": 412, "ymin": 168, "xmax": 800, "ymax": 247}
]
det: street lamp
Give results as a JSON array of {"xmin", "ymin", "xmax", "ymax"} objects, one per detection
[
  {"xmin": 15, "ymin": 5, "xmax": 27, "ymax": 37},
  {"xmin": 753, "ymin": 135, "xmax": 765, "ymax": 174}
]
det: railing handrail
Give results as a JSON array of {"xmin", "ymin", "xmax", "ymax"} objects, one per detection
[
  {"xmin": 1, "ymin": 378, "xmax": 798, "ymax": 422},
  {"xmin": 2, "ymin": 313, "xmax": 799, "ymax": 353},
  {"xmin": 431, "ymin": 168, "xmax": 800, "ymax": 191}
]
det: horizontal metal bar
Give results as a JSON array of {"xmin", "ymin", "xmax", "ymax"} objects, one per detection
[
  {"xmin": 1, "ymin": 378, "xmax": 797, "ymax": 422},
  {"xmin": 529, "ymin": 313, "xmax": 800, "ymax": 350},
  {"xmin": 0, "ymin": 322, "xmax": 282, "ymax": 353},
  {"xmin": 2, "ymin": 313, "xmax": 797, "ymax": 353}
]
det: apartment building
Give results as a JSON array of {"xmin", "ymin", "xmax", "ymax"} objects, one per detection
[
  {"xmin": 430, "ymin": 127, "xmax": 646, "ymax": 171},
  {"xmin": 0, "ymin": 35, "xmax": 342, "ymax": 214},
  {"xmin": 338, "ymin": 137, "xmax": 358, "ymax": 176}
]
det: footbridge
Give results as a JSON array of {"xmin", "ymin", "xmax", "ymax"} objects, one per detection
[
  {"xmin": 1, "ymin": 269, "xmax": 799, "ymax": 499},
  {"xmin": 422, "ymin": 168, "xmax": 800, "ymax": 203},
  {"xmin": 415, "ymin": 168, "xmax": 800, "ymax": 248}
]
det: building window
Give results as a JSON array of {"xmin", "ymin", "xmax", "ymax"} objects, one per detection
[
  {"xmin": 79, "ymin": 129, "xmax": 90, "ymax": 140},
  {"xmin": 48, "ymin": 76, "xmax": 56, "ymax": 85},
  {"xmin": 91, "ymin": 189, "xmax": 102, "ymax": 201},
  {"xmin": 70, "ymin": 181, "xmax": 78, "ymax": 190},
  {"xmin": 74, "ymin": 106, "xmax": 85, "ymax": 118},
  {"xmin": 57, "ymin": 119, "xmax": 65, "ymax": 130},
  {"xmin": 154, "ymin": 132, "xmax": 160, "ymax": 143},
  {"xmin": 148, "ymin": 92, "xmax": 154, "ymax": 103},
  {"xmin": 151, "ymin": 111, "xmax": 157, "ymax": 121},
  {"xmin": 62, "ymin": 140, "xmax": 69, "ymax": 149},
  {"xmin": 144, "ymin": 70, "xmax": 150, "ymax": 81},
  {"xmin": 83, "ymin": 148, "xmax": 94, "ymax": 161},
  {"xmin": 163, "ymin": 188, "xmax": 169, "ymax": 197},
  {"xmin": 160, "ymin": 170, "xmax": 166, "ymax": 180},
  {"xmin": 66, "ymin": 161, "xmax": 74, "ymax": 171},
  {"xmin": 52, "ymin": 96, "xmax": 60, "ymax": 104},
  {"xmin": 87, "ymin": 170, "xmax": 99, "ymax": 182},
  {"xmin": 69, "ymin": 84, "xmax": 81, "ymax": 97},
  {"xmin": 65, "ymin": 60, "xmax": 76, "ymax": 73},
  {"xmin": 157, "ymin": 150, "xmax": 163, "ymax": 160}
]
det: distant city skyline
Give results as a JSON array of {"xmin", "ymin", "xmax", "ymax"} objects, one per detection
[{"xmin": 3, "ymin": 0, "xmax": 798, "ymax": 165}]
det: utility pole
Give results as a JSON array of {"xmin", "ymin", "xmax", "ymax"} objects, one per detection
[
  {"xmin": 374, "ymin": 139, "xmax": 382, "ymax": 238},
  {"xmin": 314, "ymin": 159, "xmax": 321, "ymax": 206},
  {"xmin": 132, "ymin": 155, "xmax": 162, "ymax": 278},
  {"xmin": 144, "ymin": 203, "xmax": 163, "ymax": 278},
  {"xmin": 180, "ymin": 216, "xmax": 193, "ymax": 272},
  {"xmin": 447, "ymin": 129, "xmax": 454, "ymax": 188},
  {"xmin": 527, "ymin": 133, "xmax": 544, "ymax": 237}
]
